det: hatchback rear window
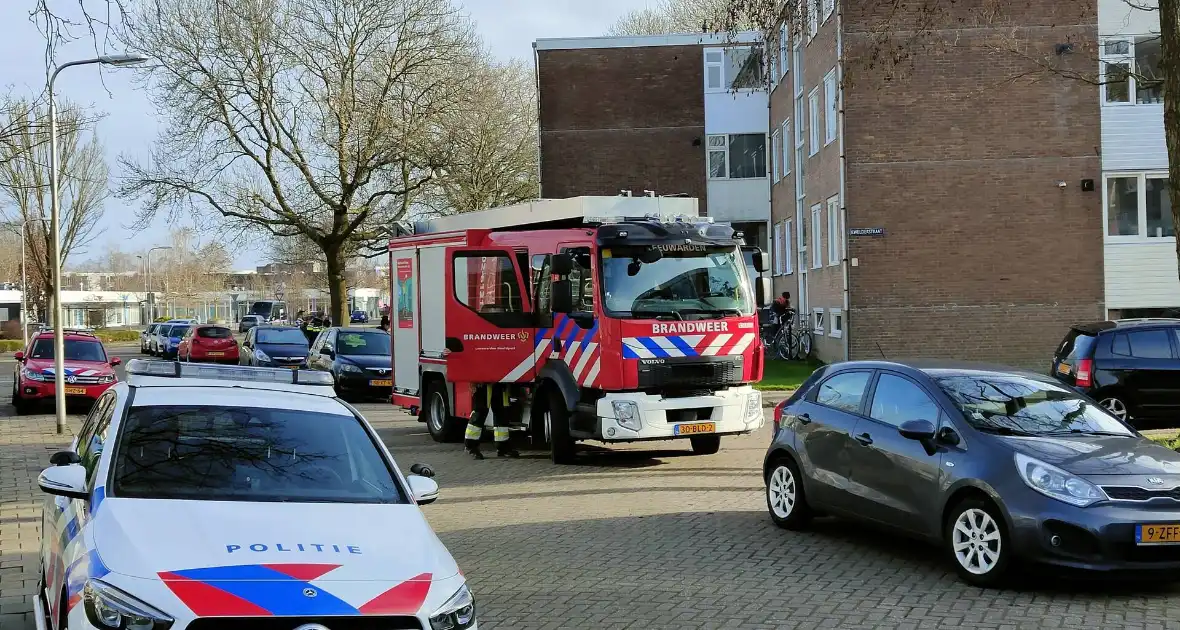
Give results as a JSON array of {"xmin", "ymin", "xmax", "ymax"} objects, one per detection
[
  {"xmin": 198, "ymin": 326, "xmax": 233, "ymax": 339},
  {"xmin": 1055, "ymin": 329, "xmax": 1096, "ymax": 362}
]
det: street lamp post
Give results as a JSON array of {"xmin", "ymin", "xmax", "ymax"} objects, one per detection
[
  {"xmin": 49, "ymin": 53, "xmax": 148, "ymax": 434},
  {"xmin": 145, "ymin": 246, "xmax": 171, "ymax": 322}
]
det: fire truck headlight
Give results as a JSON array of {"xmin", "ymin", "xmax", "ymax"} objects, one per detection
[
  {"xmin": 745, "ymin": 392, "xmax": 763, "ymax": 421},
  {"xmin": 611, "ymin": 400, "xmax": 641, "ymax": 431}
]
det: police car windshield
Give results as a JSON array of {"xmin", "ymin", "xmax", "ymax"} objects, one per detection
[
  {"xmin": 257, "ymin": 328, "xmax": 308, "ymax": 345},
  {"xmin": 29, "ymin": 338, "xmax": 107, "ymax": 362},
  {"xmin": 110, "ymin": 405, "xmax": 407, "ymax": 504},
  {"xmin": 601, "ymin": 245, "xmax": 753, "ymax": 318}
]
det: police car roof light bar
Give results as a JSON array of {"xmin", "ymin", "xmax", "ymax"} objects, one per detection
[{"xmin": 125, "ymin": 359, "xmax": 335, "ymax": 386}]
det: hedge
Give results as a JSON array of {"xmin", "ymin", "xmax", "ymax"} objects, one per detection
[
  {"xmin": 94, "ymin": 328, "xmax": 142, "ymax": 342},
  {"xmin": 0, "ymin": 339, "xmax": 22, "ymax": 353}
]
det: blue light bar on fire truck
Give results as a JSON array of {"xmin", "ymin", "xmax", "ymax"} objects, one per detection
[{"xmin": 125, "ymin": 359, "xmax": 334, "ymax": 386}]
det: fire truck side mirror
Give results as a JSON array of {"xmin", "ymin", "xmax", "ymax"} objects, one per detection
[
  {"xmin": 552, "ymin": 253, "xmax": 574, "ymax": 276},
  {"xmin": 755, "ymin": 277, "xmax": 772, "ymax": 308},
  {"xmin": 551, "ymin": 279, "xmax": 574, "ymax": 314},
  {"xmin": 752, "ymin": 250, "xmax": 770, "ymax": 274}
]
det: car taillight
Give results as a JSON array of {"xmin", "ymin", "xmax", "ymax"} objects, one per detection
[
  {"xmin": 773, "ymin": 400, "xmax": 786, "ymax": 435},
  {"xmin": 1075, "ymin": 358, "xmax": 1093, "ymax": 388}
]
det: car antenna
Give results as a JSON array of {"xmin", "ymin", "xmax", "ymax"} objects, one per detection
[{"xmin": 875, "ymin": 342, "xmax": 887, "ymax": 360}]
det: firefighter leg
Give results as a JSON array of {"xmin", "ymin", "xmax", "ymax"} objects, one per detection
[
  {"xmin": 493, "ymin": 385, "xmax": 519, "ymax": 458},
  {"xmin": 464, "ymin": 385, "xmax": 491, "ymax": 460}
]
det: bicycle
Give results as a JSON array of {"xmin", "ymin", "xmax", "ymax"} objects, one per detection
[
  {"xmin": 761, "ymin": 308, "xmax": 800, "ymax": 361},
  {"xmin": 785, "ymin": 317, "xmax": 812, "ymax": 361}
]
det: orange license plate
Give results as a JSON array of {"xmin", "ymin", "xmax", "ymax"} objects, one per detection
[
  {"xmin": 63, "ymin": 387, "xmax": 87, "ymax": 395},
  {"xmin": 206, "ymin": 351, "xmax": 225, "ymax": 357},
  {"xmin": 1137, "ymin": 523, "xmax": 1180, "ymax": 545},
  {"xmin": 674, "ymin": 422, "xmax": 715, "ymax": 436},
  {"xmin": 370, "ymin": 379, "xmax": 392, "ymax": 387}
]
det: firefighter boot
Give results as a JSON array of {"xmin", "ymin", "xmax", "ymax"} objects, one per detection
[
  {"xmin": 464, "ymin": 422, "xmax": 485, "ymax": 460},
  {"xmin": 494, "ymin": 427, "xmax": 519, "ymax": 458}
]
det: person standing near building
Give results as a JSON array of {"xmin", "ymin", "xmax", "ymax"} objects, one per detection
[{"xmin": 464, "ymin": 384, "xmax": 520, "ymax": 460}]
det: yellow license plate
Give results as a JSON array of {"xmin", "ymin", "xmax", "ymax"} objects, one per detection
[
  {"xmin": 63, "ymin": 387, "xmax": 87, "ymax": 395},
  {"xmin": 370, "ymin": 379, "xmax": 392, "ymax": 387},
  {"xmin": 207, "ymin": 352, "xmax": 225, "ymax": 357},
  {"xmin": 1057, "ymin": 363, "xmax": 1071, "ymax": 375},
  {"xmin": 674, "ymin": 422, "xmax": 716, "ymax": 436},
  {"xmin": 1137, "ymin": 524, "xmax": 1180, "ymax": 545}
]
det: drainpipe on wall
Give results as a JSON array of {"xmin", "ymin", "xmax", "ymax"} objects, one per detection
[
  {"xmin": 532, "ymin": 43, "xmax": 544, "ymax": 199},
  {"xmin": 836, "ymin": 1, "xmax": 851, "ymax": 362}
]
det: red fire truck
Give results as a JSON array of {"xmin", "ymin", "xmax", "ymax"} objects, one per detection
[{"xmin": 387, "ymin": 196, "xmax": 772, "ymax": 463}]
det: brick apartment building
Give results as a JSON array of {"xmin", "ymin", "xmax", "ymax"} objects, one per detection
[
  {"xmin": 534, "ymin": 33, "xmax": 771, "ymax": 251},
  {"xmin": 767, "ymin": 0, "xmax": 1108, "ymax": 366}
]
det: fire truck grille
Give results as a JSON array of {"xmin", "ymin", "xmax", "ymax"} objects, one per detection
[{"xmin": 636, "ymin": 357, "xmax": 743, "ymax": 390}]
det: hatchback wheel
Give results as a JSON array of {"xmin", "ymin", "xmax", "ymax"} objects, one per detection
[
  {"xmin": 946, "ymin": 498, "xmax": 1010, "ymax": 587},
  {"xmin": 1099, "ymin": 397, "xmax": 1131, "ymax": 423},
  {"xmin": 766, "ymin": 457, "xmax": 810, "ymax": 529}
]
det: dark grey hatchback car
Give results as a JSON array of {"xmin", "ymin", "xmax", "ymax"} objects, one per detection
[{"xmin": 765, "ymin": 360, "xmax": 1180, "ymax": 586}]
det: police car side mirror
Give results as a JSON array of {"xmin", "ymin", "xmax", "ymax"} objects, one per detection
[
  {"xmin": 50, "ymin": 450, "xmax": 81, "ymax": 466},
  {"xmin": 407, "ymin": 475, "xmax": 439, "ymax": 506},
  {"xmin": 38, "ymin": 464, "xmax": 89, "ymax": 500}
]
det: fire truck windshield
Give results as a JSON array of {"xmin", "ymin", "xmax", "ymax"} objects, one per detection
[{"xmin": 600, "ymin": 245, "xmax": 753, "ymax": 319}]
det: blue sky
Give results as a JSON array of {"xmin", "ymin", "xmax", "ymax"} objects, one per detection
[{"xmin": 0, "ymin": 0, "xmax": 641, "ymax": 269}]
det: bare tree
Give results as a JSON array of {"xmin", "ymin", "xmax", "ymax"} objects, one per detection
[
  {"xmin": 608, "ymin": 0, "xmax": 744, "ymax": 36},
  {"xmin": 157, "ymin": 228, "xmax": 231, "ymax": 306},
  {"xmin": 0, "ymin": 98, "xmax": 107, "ymax": 323},
  {"xmin": 423, "ymin": 58, "xmax": 540, "ymax": 216},
  {"xmin": 117, "ymin": 0, "xmax": 483, "ymax": 324},
  {"xmin": 29, "ymin": 1, "xmax": 128, "ymax": 71}
]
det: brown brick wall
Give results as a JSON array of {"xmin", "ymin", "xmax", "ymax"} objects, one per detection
[
  {"xmin": 770, "ymin": 11, "xmax": 846, "ymax": 363},
  {"xmin": 842, "ymin": 1, "xmax": 1104, "ymax": 369},
  {"xmin": 538, "ymin": 46, "xmax": 707, "ymax": 212}
]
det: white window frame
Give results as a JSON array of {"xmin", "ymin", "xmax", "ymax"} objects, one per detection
[
  {"xmin": 782, "ymin": 120, "xmax": 791, "ymax": 176},
  {"xmin": 807, "ymin": 0, "xmax": 819, "ymax": 40},
  {"xmin": 707, "ymin": 134, "xmax": 728, "ymax": 179},
  {"xmin": 779, "ymin": 24, "xmax": 788, "ymax": 79},
  {"xmin": 771, "ymin": 129, "xmax": 781, "ymax": 183},
  {"xmin": 704, "ymin": 49, "xmax": 724, "ymax": 91},
  {"xmin": 769, "ymin": 52, "xmax": 777, "ymax": 90},
  {"xmin": 706, "ymin": 133, "xmax": 768, "ymax": 180},
  {"xmin": 827, "ymin": 196, "xmax": 841, "ymax": 266},
  {"xmin": 773, "ymin": 222, "xmax": 785, "ymax": 275},
  {"xmin": 703, "ymin": 46, "xmax": 763, "ymax": 94},
  {"xmin": 823, "ymin": 0, "xmax": 834, "ymax": 22},
  {"xmin": 1103, "ymin": 171, "xmax": 1172, "ymax": 240},
  {"xmin": 784, "ymin": 219, "xmax": 793, "ymax": 275},
  {"xmin": 812, "ymin": 308, "xmax": 825, "ymax": 335},
  {"xmin": 798, "ymin": 213, "xmax": 808, "ymax": 271},
  {"xmin": 810, "ymin": 203, "xmax": 823, "ymax": 269},
  {"xmin": 793, "ymin": 42, "xmax": 803, "ymax": 96},
  {"xmin": 1099, "ymin": 36, "xmax": 1163, "ymax": 107},
  {"xmin": 808, "ymin": 88, "xmax": 821, "ymax": 156},
  {"xmin": 829, "ymin": 308, "xmax": 842, "ymax": 338},
  {"xmin": 824, "ymin": 69, "xmax": 838, "ymax": 145}
]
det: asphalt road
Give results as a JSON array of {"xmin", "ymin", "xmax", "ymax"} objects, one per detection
[{"xmin": 3, "ymin": 346, "xmax": 1180, "ymax": 629}]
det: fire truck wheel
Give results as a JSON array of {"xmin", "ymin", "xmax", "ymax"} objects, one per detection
[
  {"xmin": 423, "ymin": 381, "xmax": 464, "ymax": 443},
  {"xmin": 690, "ymin": 435, "xmax": 722, "ymax": 455},
  {"xmin": 544, "ymin": 391, "xmax": 576, "ymax": 465}
]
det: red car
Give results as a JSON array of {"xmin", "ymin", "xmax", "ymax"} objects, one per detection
[
  {"xmin": 177, "ymin": 324, "xmax": 240, "ymax": 363},
  {"xmin": 11, "ymin": 329, "xmax": 120, "ymax": 414}
]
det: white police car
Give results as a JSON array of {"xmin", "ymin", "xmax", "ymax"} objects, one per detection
[{"xmin": 35, "ymin": 360, "xmax": 475, "ymax": 630}]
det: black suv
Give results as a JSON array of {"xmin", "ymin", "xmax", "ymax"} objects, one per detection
[{"xmin": 1051, "ymin": 318, "xmax": 1180, "ymax": 426}]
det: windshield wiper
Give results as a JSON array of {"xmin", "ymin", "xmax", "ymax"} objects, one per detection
[
  {"xmin": 1043, "ymin": 429, "xmax": 1131, "ymax": 438},
  {"xmin": 972, "ymin": 424, "xmax": 1036, "ymax": 437}
]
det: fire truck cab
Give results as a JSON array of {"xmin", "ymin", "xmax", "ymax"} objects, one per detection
[{"xmin": 388, "ymin": 196, "xmax": 772, "ymax": 463}]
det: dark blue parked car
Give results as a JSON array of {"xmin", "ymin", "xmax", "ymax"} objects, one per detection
[
  {"xmin": 766, "ymin": 360, "xmax": 1180, "ymax": 587},
  {"xmin": 350, "ymin": 310, "xmax": 369, "ymax": 323},
  {"xmin": 239, "ymin": 325, "xmax": 310, "ymax": 369}
]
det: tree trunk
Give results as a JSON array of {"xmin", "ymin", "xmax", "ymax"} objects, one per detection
[
  {"xmin": 324, "ymin": 243, "xmax": 349, "ymax": 326},
  {"xmin": 1162, "ymin": 0, "xmax": 1180, "ymax": 281}
]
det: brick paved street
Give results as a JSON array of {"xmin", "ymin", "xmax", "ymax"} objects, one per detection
[{"xmin": 4, "ymin": 353, "xmax": 1180, "ymax": 629}]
